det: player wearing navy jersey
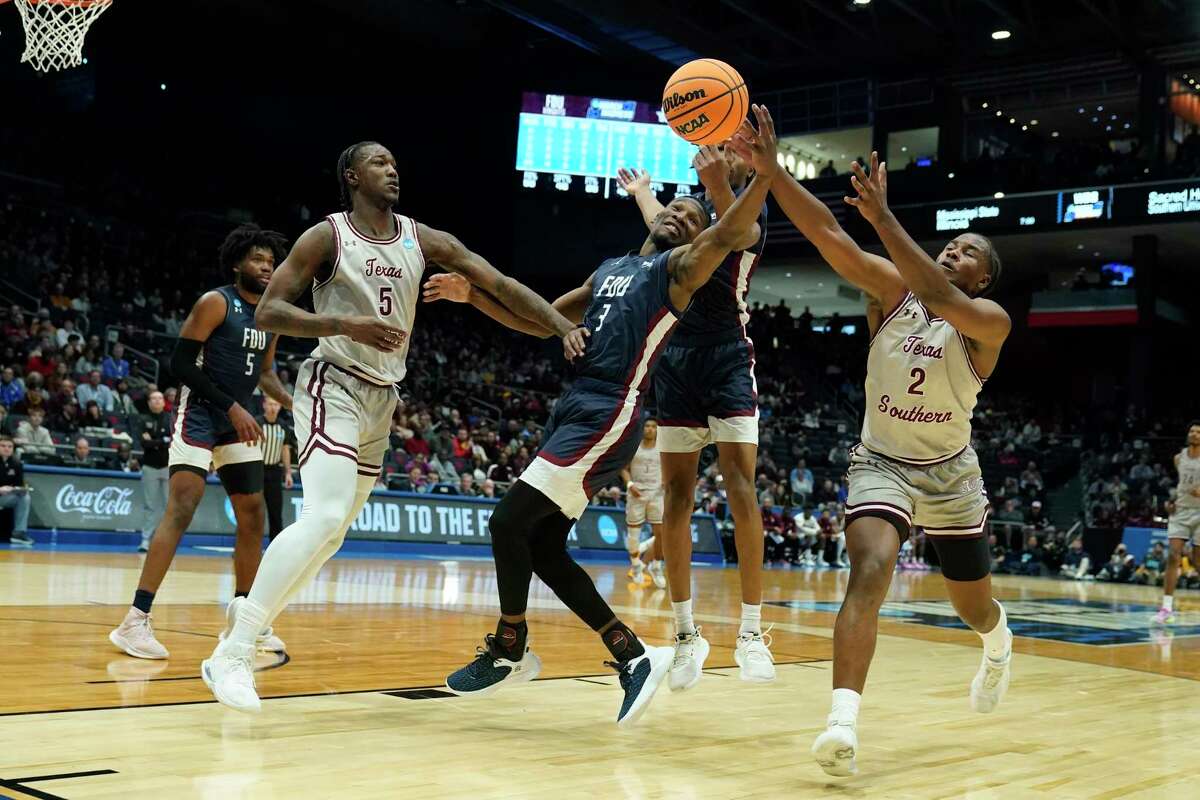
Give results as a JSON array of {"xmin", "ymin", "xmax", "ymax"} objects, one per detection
[
  {"xmin": 427, "ymin": 106, "xmax": 778, "ymax": 726},
  {"xmin": 617, "ymin": 140, "xmax": 775, "ymax": 687},
  {"xmin": 109, "ymin": 225, "xmax": 294, "ymax": 661}
]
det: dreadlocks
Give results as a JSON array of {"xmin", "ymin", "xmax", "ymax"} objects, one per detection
[{"xmin": 336, "ymin": 140, "xmax": 382, "ymax": 209}]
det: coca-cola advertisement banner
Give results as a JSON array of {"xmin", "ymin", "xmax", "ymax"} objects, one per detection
[{"xmin": 24, "ymin": 467, "xmax": 722, "ymax": 555}]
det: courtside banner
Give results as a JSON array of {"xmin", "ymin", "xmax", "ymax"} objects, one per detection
[{"xmin": 23, "ymin": 466, "xmax": 721, "ymax": 554}]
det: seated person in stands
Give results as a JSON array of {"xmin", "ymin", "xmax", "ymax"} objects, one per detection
[
  {"xmin": 14, "ymin": 408, "xmax": 55, "ymax": 461},
  {"xmin": 80, "ymin": 400, "xmax": 111, "ymax": 437},
  {"xmin": 1023, "ymin": 500, "xmax": 1051, "ymax": 533},
  {"xmin": 1059, "ymin": 537, "xmax": 1091, "ymax": 580},
  {"xmin": 987, "ymin": 533, "xmax": 1007, "ymax": 574},
  {"xmin": 992, "ymin": 498, "xmax": 1024, "ymax": 549},
  {"xmin": 406, "ymin": 466, "xmax": 431, "ymax": 494},
  {"xmin": 1016, "ymin": 534, "xmax": 1045, "ymax": 576},
  {"xmin": 50, "ymin": 398, "xmax": 81, "ymax": 436},
  {"xmin": 0, "ymin": 405, "xmax": 13, "ymax": 437},
  {"xmin": 760, "ymin": 496, "xmax": 786, "ymax": 564},
  {"xmin": 1096, "ymin": 544, "xmax": 1136, "ymax": 583},
  {"xmin": 1133, "ymin": 541, "xmax": 1166, "ymax": 586},
  {"xmin": 459, "ymin": 473, "xmax": 480, "ymax": 497},
  {"xmin": 793, "ymin": 507, "xmax": 820, "ymax": 565},
  {"xmin": 63, "ymin": 436, "xmax": 107, "ymax": 471},
  {"xmin": 813, "ymin": 478, "xmax": 838, "ymax": 505},
  {"xmin": 112, "ymin": 442, "xmax": 140, "ymax": 473},
  {"xmin": 479, "ymin": 479, "xmax": 498, "ymax": 499}
]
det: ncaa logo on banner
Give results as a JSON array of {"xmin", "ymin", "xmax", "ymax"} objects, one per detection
[{"xmin": 597, "ymin": 515, "xmax": 620, "ymax": 545}]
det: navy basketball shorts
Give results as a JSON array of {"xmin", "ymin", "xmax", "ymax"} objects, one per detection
[
  {"xmin": 169, "ymin": 391, "xmax": 263, "ymax": 493},
  {"xmin": 520, "ymin": 379, "xmax": 645, "ymax": 520},
  {"xmin": 654, "ymin": 337, "xmax": 759, "ymax": 453}
]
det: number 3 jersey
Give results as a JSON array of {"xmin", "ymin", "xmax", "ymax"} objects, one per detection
[
  {"xmin": 860, "ymin": 291, "xmax": 984, "ymax": 465},
  {"xmin": 313, "ymin": 211, "xmax": 425, "ymax": 385},
  {"xmin": 574, "ymin": 250, "xmax": 685, "ymax": 391}
]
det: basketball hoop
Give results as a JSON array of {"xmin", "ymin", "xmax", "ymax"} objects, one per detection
[{"xmin": 5, "ymin": 0, "xmax": 113, "ymax": 72}]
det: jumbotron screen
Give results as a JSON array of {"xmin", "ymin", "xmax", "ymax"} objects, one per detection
[{"xmin": 516, "ymin": 91, "xmax": 699, "ymax": 198}]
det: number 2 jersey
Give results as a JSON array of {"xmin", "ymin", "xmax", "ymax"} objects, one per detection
[
  {"xmin": 313, "ymin": 211, "xmax": 425, "ymax": 386},
  {"xmin": 860, "ymin": 291, "xmax": 985, "ymax": 465}
]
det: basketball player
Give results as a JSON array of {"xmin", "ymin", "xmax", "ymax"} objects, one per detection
[
  {"xmin": 768, "ymin": 152, "xmax": 1013, "ymax": 776},
  {"xmin": 202, "ymin": 141, "xmax": 586, "ymax": 712},
  {"xmin": 109, "ymin": 224, "xmax": 292, "ymax": 660},
  {"xmin": 1153, "ymin": 421, "xmax": 1200, "ymax": 624},
  {"xmin": 620, "ymin": 419, "xmax": 667, "ymax": 589},
  {"xmin": 616, "ymin": 139, "xmax": 774, "ymax": 688},
  {"xmin": 428, "ymin": 107, "xmax": 777, "ymax": 725}
]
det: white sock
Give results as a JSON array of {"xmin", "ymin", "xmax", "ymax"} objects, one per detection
[
  {"xmin": 638, "ymin": 536, "xmax": 655, "ymax": 556},
  {"xmin": 979, "ymin": 600, "xmax": 1010, "ymax": 660},
  {"xmin": 831, "ymin": 688, "xmax": 861, "ymax": 723},
  {"xmin": 1163, "ymin": 595, "xmax": 1174, "ymax": 612},
  {"xmin": 630, "ymin": 555, "xmax": 644, "ymax": 569},
  {"xmin": 739, "ymin": 602, "xmax": 762, "ymax": 636},
  {"xmin": 672, "ymin": 599, "xmax": 695, "ymax": 636},
  {"xmin": 222, "ymin": 597, "xmax": 269, "ymax": 651}
]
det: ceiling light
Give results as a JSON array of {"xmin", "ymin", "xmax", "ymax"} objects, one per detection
[
  {"xmin": 1097, "ymin": 105, "xmax": 1104, "ymax": 111},
  {"xmin": 948, "ymin": 172, "xmax": 955, "ymax": 178},
  {"xmin": 982, "ymin": 102, "xmax": 989, "ymax": 109},
  {"xmin": 1009, "ymin": 117, "xmax": 1016, "ymax": 124},
  {"xmin": 1030, "ymin": 119, "xmax": 1038, "ymax": 125},
  {"xmin": 1021, "ymin": 125, "xmax": 1028, "ymax": 131},
  {"xmin": 1110, "ymin": 114, "xmax": 1117, "ymax": 120},
  {"xmin": 993, "ymin": 191, "xmax": 1005, "ymax": 199},
  {"xmin": 852, "ymin": 0, "xmax": 871, "ymax": 5},
  {"xmin": 1077, "ymin": 244, "xmax": 1084, "ymax": 250},
  {"xmin": 1093, "ymin": 252, "xmax": 1101, "ymax": 257},
  {"xmin": 1092, "ymin": 116, "xmax": 1099, "ymax": 122},
  {"xmin": 901, "ymin": 146, "xmax": 908, "ymax": 152},
  {"xmin": 991, "ymin": 30, "xmax": 1011, "ymax": 40},
  {"xmin": 785, "ymin": 273, "xmax": 793, "ymax": 278},
  {"xmin": 1078, "ymin": 107, "xmax": 1085, "ymax": 113},
  {"xmin": 1052, "ymin": 131, "xmax": 1060, "ymax": 137},
  {"xmin": 1105, "ymin": 125, "xmax": 1112, "ymax": 131}
]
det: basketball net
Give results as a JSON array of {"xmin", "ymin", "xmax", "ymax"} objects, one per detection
[{"xmin": 10, "ymin": 0, "xmax": 112, "ymax": 72}]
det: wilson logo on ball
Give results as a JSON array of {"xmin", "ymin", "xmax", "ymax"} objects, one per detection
[
  {"xmin": 662, "ymin": 88, "xmax": 708, "ymax": 115},
  {"xmin": 673, "ymin": 114, "xmax": 710, "ymax": 136}
]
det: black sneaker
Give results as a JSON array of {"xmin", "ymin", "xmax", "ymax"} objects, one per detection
[
  {"xmin": 445, "ymin": 634, "xmax": 541, "ymax": 697},
  {"xmin": 609, "ymin": 645, "xmax": 672, "ymax": 728},
  {"xmin": 9, "ymin": 533, "xmax": 33, "ymax": 547}
]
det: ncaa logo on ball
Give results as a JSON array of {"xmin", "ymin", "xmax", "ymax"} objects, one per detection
[
  {"xmin": 673, "ymin": 113, "xmax": 710, "ymax": 137},
  {"xmin": 597, "ymin": 515, "xmax": 620, "ymax": 545}
]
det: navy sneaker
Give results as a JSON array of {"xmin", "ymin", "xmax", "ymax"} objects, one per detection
[
  {"xmin": 445, "ymin": 634, "xmax": 542, "ymax": 697},
  {"xmin": 610, "ymin": 644, "xmax": 672, "ymax": 728}
]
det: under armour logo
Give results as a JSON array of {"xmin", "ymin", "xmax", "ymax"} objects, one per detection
[{"xmin": 641, "ymin": 260, "xmax": 653, "ymax": 269}]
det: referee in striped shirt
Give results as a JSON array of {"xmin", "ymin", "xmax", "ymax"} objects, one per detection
[{"xmin": 258, "ymin": 397, "xmax": 296, "ymax": 541}]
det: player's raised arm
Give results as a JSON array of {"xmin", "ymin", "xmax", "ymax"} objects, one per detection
[
  {"xmin": 845, "ymin": 153, "xmax": 1011, "ymax": 347},
  {"xmin": 416, "ymin": 224, "xmax": 579, "ymax": 344},
  {"xmin": 665, "ymin": 105, "xmax": 776, "ymax": 309},
  {"xmin": 421, "ymin": 271, "xmax": 593, "ymax": 360},
  {"xmin": 769, "ymin": 158, "xmax": 905, "ymax": 309},
  {"xmin": 171, "ymin": 291, "xmax": 261, "ymax": 443},
  {"xmin": 616, "ymin": 168, "xmax": 665, "ymax": 230},
  {"xmin": 255, "ymin": 221, "xmax": 405, "ymax": 352}
]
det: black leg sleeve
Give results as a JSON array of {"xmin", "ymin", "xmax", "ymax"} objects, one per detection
[
  {"xmin": 488, "ymin": 481, "xmax": 560, "ymax": 617},
  {"xmin": 529, "ymin": 509, "xmax": 618, "ymax": 632},
  {"xmin": 263, "ymin": 465, "xmax": 283, "ymax": 539}
]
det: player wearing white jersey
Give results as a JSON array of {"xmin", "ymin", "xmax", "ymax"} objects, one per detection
[
  {"xmin": 202, "ymin": 141, "xmax": 583, "ymax": 712},
  {"xmin": 770, "ymin": 153, "xmax": 1014, "ymax": 777},
  {"xmin": 1154, "ymin": 421, "xmax": 1200, "ymax": 624},
  {"xmin": 620, "ymin": 419, "xmax": 667, "ymax": 589}
]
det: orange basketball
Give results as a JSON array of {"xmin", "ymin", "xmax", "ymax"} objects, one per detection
[{"xmin": 662, "ymin": 58, "xmax": 748, "ymax": 146}]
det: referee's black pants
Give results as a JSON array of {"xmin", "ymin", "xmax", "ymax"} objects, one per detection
[{"xmin": 263, "ymin": 464, "xmax": 285, "ymax": 540}]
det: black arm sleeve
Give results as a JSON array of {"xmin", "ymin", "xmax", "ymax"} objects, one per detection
[{"xmin": 170, "ymin": 338, "xmax": 235, "ymax": 413}]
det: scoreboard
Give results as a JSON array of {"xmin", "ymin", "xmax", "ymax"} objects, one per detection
[
  {"xmin": 895, "ymin": 178, "xmax": 1200, "ymax": 235},
  {"xmin": 516, "ymin": 92, "xmax": 699, "ymax": 199}
]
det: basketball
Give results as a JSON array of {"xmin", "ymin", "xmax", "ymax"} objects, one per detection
[{"xmin": 661, "ymin": 58, "xmax": 748, "ymax": 145}]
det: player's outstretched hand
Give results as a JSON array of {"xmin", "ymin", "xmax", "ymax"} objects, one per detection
[
  {"xmin": 228, "ymin": 402, "xmax": 263, "ymax": 444},
  {"xmin": 562, "ymin": 326, "xmax": 590, "ymax": 362},
  {"xmin": 845, "ymin": 151, "xmax": 889, "ymax": 224},
  {"xmin": 341, "ymin": 316, "xmax": 405, "ymax": 352},
  {"xmin": 693, "ymin": 145, "xmax": 730, "ymax": 192},
  {"xmin": 728, "ymin": 104, "xmax": 778, "ymax": 179},
  {"xmin": 422, "ymin": 272, "xmax": 471, "ymax": 304},
  {"xmin": 616, "ymin": 167, "xmax": 652, "ymax": 195}
]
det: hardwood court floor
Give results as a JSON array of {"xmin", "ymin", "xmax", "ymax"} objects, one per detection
[{"xmin": 0, "ymin": 548, "xmax": 1196, "ymax": 799}]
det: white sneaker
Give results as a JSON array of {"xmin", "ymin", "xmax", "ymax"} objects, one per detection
[
  {"xmin": 734, "ymin": 628, "xmax": 776, "ymax": 683},
  {"xmin": 668, "ymin": 627, "xmax": 709, "ymax": 692},
  {"xmin": 648, "ymin": 561, "xmax": 667, "ymax": 590},
  {"xmin": 970, "ymin": 629, "xmax": 1013, "ymax": 713},
  {"xmin": 219, "ymin": 596, "xmax": 287, "ymax": 653},
  {"xmin": 109, "ymin": 607, "xmax": 169, "ymax": 659},
  {"xmin": 202, "ymin": 641, "xmax": 261, "ymax": 713},
  {"xmin": 138, "ymin": 533, "xmax": 150, "ymax": 553},
  {"xmin": 812, "ymin": 713, "xmax": 858, "ymax": 777}
]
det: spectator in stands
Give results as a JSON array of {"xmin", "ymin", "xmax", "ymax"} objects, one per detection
[
  {"xmin": 794, "ymin": 507, "xmax": 820, "ymax": 566},
  {"xmin": 64, "ymin": 436, "xmax": 106, "ymax": 470},
  {"xmin": 488, "ymin": 451, "xmax": 514, "ymax": 484},
  {"xmin": 162, "ymin": 386, "xmax": 177, "ymax": 412},
  {"xmin": 0, "ymin": 436, "xmax": 34, "ymax": 546},
  {"xmin": 13, "ymin": 409, "xmax": 53, "ymax": 463},
  {"xmin": 1132, "ymin": 541, "xmax": 1166, "ymax": 586},
  {"xmin": 112, "ymin": 380, "xmax": 137, "ymax": 419},
  {"xmin": 1020, "ymin": 461, "xmax": 1044, "ymax": 496},
  {"xmin": 828, "ymin": 441, "xmax": 850, "ymax": 468},
  {"xmin": 276, "ymin": 367, "xmax": 295, "ymax": 398},
  {"xmin": 406, "ymin": 466, "xmax": 430, "ymax": 493},
  {"xmin": 480, "ymin": 479, "xmax": 498, "ymax": 499},
  {"xmin": 72, "ymin": 290, "xmax": 91, "ymax": 316},
  {"xmin": 761, "ymin": 496, "xmax": 786, "ymax": 564},
  {"xmin": 988, "ymin": 533, "xmax": 1007, "ymax": 573},
  {"xmin": 101, "ymin": 343, "xmax": 130, "ymax": 381},
  {"xmin": 0, "ymin": 367, "xmax": 24, "ymax": 409},
  {"xmin": 76, "ymin": 370, "xmax": 114, "ymax": 412},
  {"xmin": 74, "ymin": 345, "xmax": 101, "ymax": 378},
  {"xmin": 813, "ymin": 477, "xmax": 838, "ymax": 506},
  {"xmin": 1059, "ymin": 537, "xmax": 1091, "ymax": 579},
  {"xmin": 1097, "ymin": 544, "xmax": 1136, "ymax": 583},
  {"xmin": 1018, "ymin": 419, "xmax": 1042, "ymax": 446},
  {"xmin": 48, "ymin": 283, "xmax": 71, "ymax": 312},
  {"xmin": 50, "ymin": 398, "xmax": 80, "ymax": 436},
  {"xmin": 113, "ymin": 442, "xmax": 140, "ymax": 473},
  {"xmin": 459, "ymin": 473, "xmax": 480, "ymax": 497},
  {"xmin": 1128, "ymin": 455, "xmax": 1154, "ymax": 482},
  {"xmin": 80, "ymin": 401, "xmax": 111, "ymax": 438},
  {"xmin": 0, "ymin": 406, "xmax": 10, "ymax": 438},
  {"xmin": 2, "ymin": 306, "xmax": 25, "ymax": 341},
  {"xmin": 1024, "ymin": 500, "xmax": 1051, "ymax": 532},
  {"xmin": 790, "ymin": 459, "xmax": 814, "ymax": 504},
  {"xmin": 55, "ymin": 318, "xmax": 78, "ymax": 349}
]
